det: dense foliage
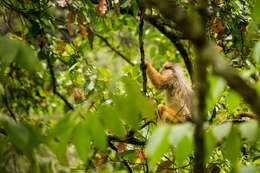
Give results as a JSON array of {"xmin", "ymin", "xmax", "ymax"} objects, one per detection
[{"xmin": 0, "ymin": 0, "xmax": 260, "ymax": 172}]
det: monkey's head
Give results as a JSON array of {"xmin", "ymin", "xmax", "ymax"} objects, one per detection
[{"xmin": 161, "ymin": 62, "xmax": 184, "ymax": 76}]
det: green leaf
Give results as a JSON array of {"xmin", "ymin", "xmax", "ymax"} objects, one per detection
[
  {"xmin": 150, "ymin": 47, "xmax": 156, "ymax": 57},
  {"xmin": 168, "ymin": 123, "xmax": 194, "ymax": 147},
  {"xmin": 3, "ymin": 121, "xmax": 31, "ymax": 155},
  {"xmin": 114, "ymin": 78, "xmax": 156, "ymax": 129},
  {"xmin": 239, "ymin": 165, "xmax": 257, "ymax": 173},
  {"xmin": 253, "ymin": 1, "xmax": 260, "ymax": 21},
  {"xmin": 174, "ymin": 135, "xmax": 193, "ymax": 166},
  {"xmin": 226, "ymin": 90, "xmax": 241, "ymax": 111},
  {"xmin": 114, "ymin": 95, "xmax": 139, "ymax": 129},
  {"xmin": 15, "ymin": 41, "xmax": 42, "ymax": 72},
  {"xmin": 256, "ymin": 80, "xmax": 260, "ymax": 96},
  {"xmin": 146, "ymin": 125, "xmax": 171, "ymax": 165},
  {"xmin": 48, "ymin": 128, "xmax": 73, "ymax": 162},
  {"xmin": 0, "ymin": 36, "xmax": 19, "ymax": 65},
  {"xmin": 73, "ymin": 122, "xmax": 91, "ymax": 162},
  {"xmin": 253, "ymin": 41, "xmax": 260, "ymax": 66},
  {"xmin": 86, "ymin": 113, "xmax": 107, "ymax": 151},
  {"xmin": 47, "ymin": 115, "xmax": 76, "ymax": 162},
  {"xmin": 39, "ymin": 159, "xmax": 54, "ymax": 173},
  {"xmin": 223, "ymin": 126, "xmax": 241, "ymax": 166},
  {"xmin": 205, "ymin": 129, "xmax": 217, "ymax": 161},
  {"xmin": 99, "ymin": 105, "xmax": 125, "ymax": 138},
  {"xmin": 118, "ymin": 150, "xmax": 136, "ymax": 161},
  {"xmin": 239, "ymin": 120, "xmax": 258, "ymax": 142},
  {"xmin": 207, "ymin": 75, "xmax": 226, "ymax": 110},
  {"xmin": 212, "ymin": 122, "xmax": 232, "ymax": 141}
]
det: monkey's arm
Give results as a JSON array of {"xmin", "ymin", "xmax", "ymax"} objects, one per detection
[{"xmin": 146, "ymin": 62, "xmax": 166, "ymax": 90}]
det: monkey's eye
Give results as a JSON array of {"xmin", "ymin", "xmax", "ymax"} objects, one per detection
[{"xmin": 164, "ymin": 66, "xmax": 171, "ymax": 70}]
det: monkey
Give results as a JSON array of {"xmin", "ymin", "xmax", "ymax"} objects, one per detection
[{"xmin": 145, "ymin": 61, "xmax": 193, "ymax": 124}]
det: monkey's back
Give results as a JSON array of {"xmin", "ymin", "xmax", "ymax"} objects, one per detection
[{"xmin": 165, "ymin": 75, "xmax": 192, "ymax": 120}]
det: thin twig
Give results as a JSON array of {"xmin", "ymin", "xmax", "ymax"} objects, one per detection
[
  {"xmin": 0, "ymin": 128, "xmax": 7, "ymax": 136},
  {"xmin": 46, "ymin": 53, "xmax": 74, "ymax": 110},
  {"xmin": 2, "ymin": 94, "xmax": 16, "ymax": 121},
  {"xmin": 107, "ymin": 135, "xmax": 145, "ymax": 146},
  {"xmin": 108, "ymin": 140, "xmax": 134, "ymax": 173},
  {"xmin": 139, "ymin": 7, "xmax": 148, "ymax": 94},
  {"xmin": 95, "ymin": 33, "xmax": 134, "ymax": 66}
]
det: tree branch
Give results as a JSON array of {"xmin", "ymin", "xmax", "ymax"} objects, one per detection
[
  {"xmin": 2, "ymin": 94, "xmax": 16, "ymax": 121},
  {"xmin": 95, "ymin": 33, "xmax": 135, "ymax": 66},
  {"xmin": 145, "ymin": 14, "xmax": 193, "ymax": 79},
  {"xmin": 139, "ymin": 7, "xmax": 148, "ymax": 94},
  {"xmin": 46, "ymin": 53, "xmax": 74, "ymax": 110},
  {"xmin": 108, "ymin": 135, "xmax": 146, "ymax": 146},
  {"xmin": 108, "ymin": 140, "xmax": 134, "ymax": 173}
]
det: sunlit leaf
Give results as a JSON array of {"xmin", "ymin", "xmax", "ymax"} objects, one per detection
[
  {"xmin": 223, "ymin": 126, "xmax": 241, "ymax": 166},
  {"xmin": 3, "ymin": 121, "xmax": 31, "ymax": 155},
  {"xmin": 0, "ymin": 36, "xmax": 19, "ymax": 65},
  {"xmin": 207, "ymin": 75, "xmax": 226, "ymax": 110},
  {"xmin": 212, "ymin": 122, "xmax": 232, "ymax": 141},
  {"xmin": 240, "ymin": 120, "xmax": 258, "ymax": 142},
  {"xmin": 168, "ymin": 123, "xmax": 194, "ymax": 147},
  {"xmin": 98, "ymin": 105, "xmax": 125, "ymax": 138},
  {"xmin": 86, "ymin": 113, "xmax": 107, "ymax": 151},
  {"xmin": 253, "ymin": 40, "xmax": 260, "ymax": 67},
  {"xmin": 205, "ymin": 129, "xmax": 217, "ymax": 161},
  {"xmin": 118, "ymin": 150, "xmax": 136, "ymax": 161},
  {"xmin": 146, "ymin": 125, "xmax": 171, "ymax": 165},
  {"xmin": 253, "ymin": 1, "xmax": 260, "ymax": 21},
  {"xmin": 73, "ymin": 122, "xmax": 91, "ymax": 162},
  {"xmin": 174, "ymin": 135, "xmax": 193, "ymax": 166},
  {"xmin": 239, "ymin": 165, "xmax": 257, "ymax": 173},
  {"xmin": 15, "ymin": 41, "xmax": 42, "ymax": 72},
  {"xmin": 226, "ymin": 90, "xmax": 241, "ymax": 111}
]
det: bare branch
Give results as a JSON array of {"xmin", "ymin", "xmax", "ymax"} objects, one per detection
[
  {"xmin": 95, "ymin": 33, "xmax": 135, "ymax": 66},
  {"xmin": 145, "ymin": 14, "xmax": 193, "ymax": 79},
  {"xmin": 108, "ymin": 139, "xmax": 134, "ymax": 173},
  {"xmin": 139, "ymin": 7, "xmax": 148, "ymax": 94},
  {"xmin": 107, "ymin": 135, "xmax": 146, "ymax": 146},
  {"xmin": 46, "ymin": 54, "xmax": 74, "ymax": 110},
  {"xmin": 2, "ymin": 94, "xmax": 16, "ymax": 121}
]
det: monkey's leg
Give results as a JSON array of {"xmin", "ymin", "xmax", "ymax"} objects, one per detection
[{"xmin": 157, "ymin": 104, "xmax": 184, "ymax": 124}]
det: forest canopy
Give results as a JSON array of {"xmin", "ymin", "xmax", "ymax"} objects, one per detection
[{"xmin": 0, "ymin": 0, "xmax": 260, "ymax": 172}]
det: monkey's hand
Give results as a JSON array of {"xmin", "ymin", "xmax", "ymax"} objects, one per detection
[{"xmin": 145, "ymin": 61, "xmax": 151, "ymax": 67}]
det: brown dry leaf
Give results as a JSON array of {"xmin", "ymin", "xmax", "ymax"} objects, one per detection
[
  {"xmin": 57, "ymin": 40, "xmax": 66, "ymax": 55},
  {"xmin": 66, "ymin": 23, "xmax": 76, "ymax": 36},
  {"xmin": 216, "ymin": 18, "xmax": 224, "ymax": 32},
  {"xmin": 240, "ymin": 26, "xmax": 246, "ymax": 32},
  {"xmin": 95, "ymin": 153, "xmax": 105, "ymax": 171},
  {"xmin": 77, "ymin": 14, "xmax": 84, "ymax": 25},
  {"xmin": 36, "ymin": 35, "xmax": 44, "ymax": 45},
  {"xmin": 135, "ymin": 149, "xmax": 145, "ymax": 160},
  {"xmin": 80, "ymin": 25, "xmax": 88, "ymax": 39},
  {"xmin": 73, "ymin": 88, "xmax": 81, "ymax": 101},
  {"xmin": 24, "ymin": 0, "xmax": 30, "ymax": 5},
  {"xmin": 117, "ymin": 142, "xmax": 127, "ymax": 152},
  {"xmin": 157, "ymin": 160, "xmax": 172, "ymax": 172},
  {"xmin": 166, "ymin": 170, "xmax": 174, "ymax": 173},
  {"xmin": 97, "ymin": 0, "xmax": 107, "ymax": 15},
  {"xmin": 67, "ymin": 11, "xmax": 75, "ymax": 23}
]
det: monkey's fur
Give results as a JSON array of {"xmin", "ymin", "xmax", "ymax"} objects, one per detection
[{"xmin": 146, "ymin": 62, "xmax": 192, "ymax": 123}]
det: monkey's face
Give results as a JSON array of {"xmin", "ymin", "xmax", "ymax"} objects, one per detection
[{"xmin": 160, "ymin": 62, "xmax": 183, "ymax": 78}]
